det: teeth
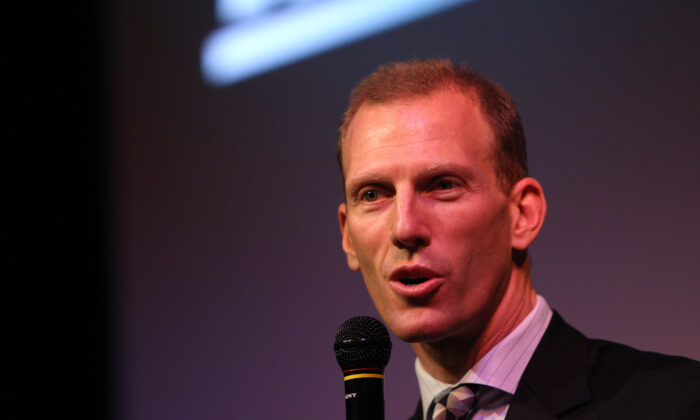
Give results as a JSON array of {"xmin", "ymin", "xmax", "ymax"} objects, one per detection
[{"xmin": 401, "ymin": 277, "xmax": 428, "ymax": 285}]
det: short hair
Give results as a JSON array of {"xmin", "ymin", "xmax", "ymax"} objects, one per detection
[{"xmin": 337, "ymin": 58, "xmax": 528, "ymax": 193}]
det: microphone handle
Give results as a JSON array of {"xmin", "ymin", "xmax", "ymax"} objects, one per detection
[{"xmin": 343, "ymin": 368, "xmax": 385, "ymax": 420}]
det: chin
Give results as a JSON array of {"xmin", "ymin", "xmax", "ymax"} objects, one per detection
[{"xmin": 384, "ymin": 310, "xmax": 457, "ymax": 343}]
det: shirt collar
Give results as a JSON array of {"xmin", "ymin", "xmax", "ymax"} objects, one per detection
[{"xmin": 415, "ymin": 295, "xmax": 553, "ymax": 419}]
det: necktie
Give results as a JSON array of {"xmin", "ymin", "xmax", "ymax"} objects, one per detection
[{"xmin": 429, "ymin": 384, "xmax": 477, "ymax": 420}]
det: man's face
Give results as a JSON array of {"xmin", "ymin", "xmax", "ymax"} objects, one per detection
[{"xmin": 338, "ymin": 88, "xmax": 516, "ymax": 344}]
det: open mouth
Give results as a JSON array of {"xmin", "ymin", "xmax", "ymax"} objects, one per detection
[{"xmin": 400, "ymin": 277, "xmax": 429, "ymax": 286}]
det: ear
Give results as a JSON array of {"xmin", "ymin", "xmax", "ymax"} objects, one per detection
[
  {"xmin": 509, "ymin": 177, "xmax": 547, "ymax": 251},
  {"xmin": 338, "ymin": 203, "xmax": 360, "ymax": 271}
]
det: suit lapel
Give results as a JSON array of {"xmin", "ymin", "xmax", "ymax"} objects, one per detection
[
  {"xmin": 408, "ymin": 313, "xmax": 592, "ymax": 420},
  {"xmin": 407, "ymin": 399, "xmax": 422, "ymax": 420},
  {"xmin": 506, "ymin": 312, "xmax": 591, "ymax": 419}
]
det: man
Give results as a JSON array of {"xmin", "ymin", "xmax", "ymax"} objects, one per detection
[{"xmin": 336, "ymin": 58, "xmax": 699, "ymax": 419}]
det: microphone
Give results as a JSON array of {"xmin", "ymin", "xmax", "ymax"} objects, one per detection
[{"xmin": 334, "ymin": 316, "xmax": 392, "ymax": 420}]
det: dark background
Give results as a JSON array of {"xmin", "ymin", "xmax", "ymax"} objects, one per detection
[{"xmin": 17, "ymin": 1, "xmax": 698, "ymax": 419}]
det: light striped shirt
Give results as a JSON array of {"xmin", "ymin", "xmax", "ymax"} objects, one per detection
[{"xmin": 416, "ymin": 295, "xmax": 552, "ymax": 419}]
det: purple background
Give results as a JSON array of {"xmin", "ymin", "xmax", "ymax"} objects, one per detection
[{"xmin": 110, "ymin": 1, "xmax": 699, "ymax": 419}]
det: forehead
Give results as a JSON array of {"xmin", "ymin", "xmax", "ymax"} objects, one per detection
[{"xmin": 342, "ymin": 89, "xmax": 495, "ymax": 177}]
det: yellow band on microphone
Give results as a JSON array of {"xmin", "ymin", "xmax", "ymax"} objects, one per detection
[{"xmin": 344, "ymin": 373, "xmax": 384, "ymax": 381}]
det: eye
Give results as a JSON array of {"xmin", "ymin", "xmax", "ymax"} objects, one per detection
[
  {"xmin": 361, "ymin": 189, "xmax": 381, "ymax": 202},
  {"xmin": 431, "ymin": 176, "xmax": 461, "ymax": 191},
  {"xmin": 434, "ymin": 179, "xmax": 455, "ymax": 190},
  {"xmin": 427, "ymin": 176, "xmax": 464, "ymax": 200}
]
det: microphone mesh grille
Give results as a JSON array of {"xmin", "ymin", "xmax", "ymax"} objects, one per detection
[{"xmin": 334, "ymin": 316, "xmax": 392, "ymax": 371}]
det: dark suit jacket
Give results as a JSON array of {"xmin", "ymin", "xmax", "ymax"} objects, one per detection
[{"xmin": 408, "ymin": 312, "xmax": 700, "ymax": 419}]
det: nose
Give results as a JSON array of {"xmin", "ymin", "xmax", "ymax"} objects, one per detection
[{"xmin": 391, "ymin": 189, "xmax": 430, "ymax": 252}]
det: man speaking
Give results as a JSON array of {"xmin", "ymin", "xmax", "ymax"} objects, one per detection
[{"xmin": 336, "ymin": 58, "xmax": 699, "ymax": 419}]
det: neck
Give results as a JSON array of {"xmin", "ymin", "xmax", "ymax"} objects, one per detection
[{"xmin": 411, "ymin": 261, "xmax": 536, "ymax": 383}]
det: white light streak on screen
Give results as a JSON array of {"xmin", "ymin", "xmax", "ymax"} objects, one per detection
[
  {"xmin": 216, "ymin": 0, "xmax": 320, "ymax": 23},
  {"xmin": 202, "ymin": 0, "xmax": 473, "ymax": 86}
]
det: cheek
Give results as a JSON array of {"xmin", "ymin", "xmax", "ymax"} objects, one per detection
[
  {"xmin": 474, "ymin": 210, "xmax": 513, "ymax": 280},
  {"xmin": 446, "ymin": 204, "xmax": 512, "ymax": 269},
  {"xmin": 350, "ymin": 212, "xmax": 389, "ymax": 251},
  {"xmin": 348, "ymin": 217, "xmax": 386, "ymax": 272},
  {"xmin": 350, "ymin": 221, "xmax": 390, "ymax": 312}
]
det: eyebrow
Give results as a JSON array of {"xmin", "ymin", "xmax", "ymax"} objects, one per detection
[
  {"xmin": 345, "ymin": 163, "xmax": 477, "ymax": 194},
  {"xmin": 419, "ymin": 163, "xmax": 476, "ymax": 180},
  {"xmin": 345, "ymin": 174, "xmax": 388, "ymax": 198}
]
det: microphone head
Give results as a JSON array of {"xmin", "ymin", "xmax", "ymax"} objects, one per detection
[{"xmin": 334, "ymin": 316, "xmax": 392, "ymax": 371}]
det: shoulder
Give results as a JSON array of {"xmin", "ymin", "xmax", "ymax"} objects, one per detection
[
  {"xmin": 587, "ymin": 337, "xmax": 700, "ymax": 379},
  {"xmin": 584, "ymin": 338, "xmax": 700, "ymax": 416},
  {"xmin": 544, "ymin": 311, "xmax": 699, "ymax": 382},
  {"xmin": 516, "ymin": 312, "xmax": 700, "ymax": 418}
]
